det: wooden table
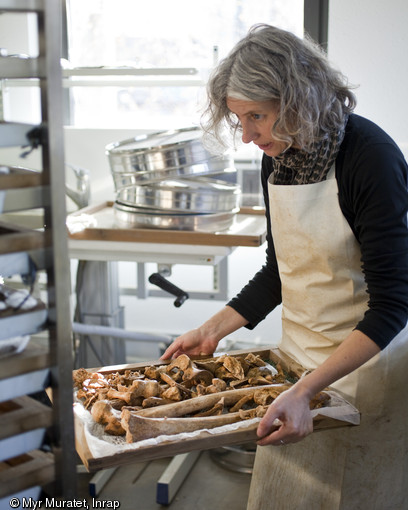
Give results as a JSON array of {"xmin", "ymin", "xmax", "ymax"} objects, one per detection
[
  {"xmin": 67, "ymin": 202, "xmax": 267, "ymax": 266},
  {"xmin": 68, "ymin": 202, "xmax": 267, "ymax": 247}
]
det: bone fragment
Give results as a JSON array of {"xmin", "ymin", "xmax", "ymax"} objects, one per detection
[
  {"xmin": 144, "ymin": 365, "xmax": 168, "ymax": 380},
  {"xmin": 167, "ymin": 354, "xmax": 192, "ymax": 372},
  {"xmin": 107, "ymin": 379, "xmax": 160, "ymax": 405},
  {"xmin": 192, "ymin": 398, "xmax": 224, "ymax": 417},
  {"xmin": 182, "ymin": 367, "xmax": 213, "ymax": 386},
  {"xmin": 229, "ymin": 394, "xmax": 254, "ymax": 413},
  {"xmin": 244, "ymin": 353, "xmax": 266, "ymax": 367},
  {"xmin": 218, "ymin": 355, "xmax": 245, "ymax": 379},
  {"xmin": 253, "ymin": 385, "xmax": 291, "ymax": 405},
  {"xmin": 91, "ymin": 400, "xmax": 125, "ymax": 436},
  {"xmin": 160, "ymin": 373, "xmax": 193, "ymax": 397}
]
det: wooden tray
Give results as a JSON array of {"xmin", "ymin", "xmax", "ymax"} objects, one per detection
[
  {"xmin": 67, "ymin": 202, "xmax": 267, "ymax": 247},
  {"xmin": 74, "ymin": 348, "xmax": 360, "ymax": 472}
]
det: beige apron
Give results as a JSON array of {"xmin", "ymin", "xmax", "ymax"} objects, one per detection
[{"xmin": 247, "ymin": 169, "xmax": 408, "ymax": 510}]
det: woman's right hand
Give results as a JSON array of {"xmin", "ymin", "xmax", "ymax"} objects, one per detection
[
  {"xmin": 160, "ymin": 306, "xmax": 248, "ymax": 360},
  {"xmin": 160, "ymin": 328, "xmax": 219, "ymax": 359}
]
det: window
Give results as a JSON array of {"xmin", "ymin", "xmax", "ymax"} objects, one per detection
[{"xmin": 65, "ymin": 0, "xmax": 304, "ymax": 129}]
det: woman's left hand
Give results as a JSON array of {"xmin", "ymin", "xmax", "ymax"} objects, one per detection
[
  {"xmin": 256, "ymin": 331, "xmax": 381, "ymax": 447},
  {"xmin": 256, "ymin": 385, "xmax": 314, "ymax": 446}
]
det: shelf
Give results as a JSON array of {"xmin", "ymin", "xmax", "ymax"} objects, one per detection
[
  {"xmin": 0, "ymin": 396, "xmax": 52, "ymax": 462},
  {"xmin": 0, "ymin": 248, "xmax": 50, "ymax": 277},
  {"xmin": 0, "ymin": 251, "xmax": 31, "ymax": 276},
  {"xmin": 0, "ymin": 0, "xmax": 44, "ymax": 12},
  {"xmin": 0, "ymin": 342, "xmax": 50, "ymax": 403},
  {"xmin": 0, "ymin": 0, "xmax": 100, "ymax": 498},
  {"xmin": 2, "ymin": 186, "xmax": 50, "ymax": 212},
  {"xmin": 0, "ymin": 342, "xmax": 49, "ymax": 381},
  {"xmin": 0, "ymin": 167, "xmax": 44, "ymax": 190},
  {"xmin": 0, "ymin": 450, "xmax": 55, "ymax": 500},
  {"xmin": 0, "ymin": 168, "xmax": 48, "ymax": 215},
  {"xmin": 0, "ymin": 303, "xmax": 47, "ymax": 341},
  {"xmin": 0, "ymin": 396, "xmax": 53, "ymax": 441},
  {"xmin": 0, "ymin": 368, "xmax": 50, "ymax": 404},
  {"xmin": 0, "ymin": 222, "xmax": 48, "ymax": 255},
  {"xmin": 0, "ymin": 56, "xmax": 43, "ymax": 79},
  {"xmin": 0, "ymin": 429, "xmax": 45, "ymax": 462}
]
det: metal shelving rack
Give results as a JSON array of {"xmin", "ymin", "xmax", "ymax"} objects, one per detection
[{"xmin": 0, "ymin": 0, "xmax": 76, "ymax": 501}]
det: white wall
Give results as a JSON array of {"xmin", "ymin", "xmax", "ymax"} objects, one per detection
[{"xmin": 328, "ymin": 0, "xmax": 408, "ymax": 158}]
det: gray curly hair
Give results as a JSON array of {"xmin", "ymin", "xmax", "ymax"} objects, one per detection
[{"xmin": 202, "ymin": 24, "xmax": 356, "ymax": 152}]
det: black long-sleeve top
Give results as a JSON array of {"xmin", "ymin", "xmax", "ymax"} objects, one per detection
[{"xmin": 228, "ymin": 114, "xmax": 408, "ymax": 350}]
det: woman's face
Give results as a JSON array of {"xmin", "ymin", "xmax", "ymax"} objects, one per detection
[{"xmin": 226, "ymin": 97, "xmax": 287, "ymax": 157}]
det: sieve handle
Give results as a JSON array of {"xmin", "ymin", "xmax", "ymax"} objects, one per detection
[{"xmin": 148, "ymin": 272, "xmax": 189, "ymax": 307}]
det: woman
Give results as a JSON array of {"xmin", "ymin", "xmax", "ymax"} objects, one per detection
[{"xmin": 162, "ymin": 25, "xmax": 408, "ymax": 509}]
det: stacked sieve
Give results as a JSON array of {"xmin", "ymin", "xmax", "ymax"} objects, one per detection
[{"xmin": 106, "ymin": 127, "xmax": 241, "ymax": 231}]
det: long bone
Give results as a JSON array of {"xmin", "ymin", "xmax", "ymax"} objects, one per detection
[
  {"xmin": 127, "ymin": 384, "xmax": 290, "ymax": 418},
  {"xmin": 121, "ymin": 406, "xmax": 252, "ymax": 443}
]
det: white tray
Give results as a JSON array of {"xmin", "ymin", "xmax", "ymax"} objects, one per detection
[{"xmin": 0, "ymin": 369, "xmax": 49, "ymax": 403}]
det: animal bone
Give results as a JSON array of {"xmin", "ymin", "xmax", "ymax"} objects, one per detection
[
  {"xmin": 214, "ymin": 366, "xmax": 237, "ymax": 380},
  {"xmin": 253, "ymin": 385, "xmax": 292, "ymax": 405},
  {"xmin": 229, "ymin": 394, "xmax": 254, "ymax": 413},
  {"xmin": 142, "ymin": 397, "xmax": 175, "ymax": 408},
  {"xmin": 200, "ymin": 378, "xmax": 227, "ymax": 394},
  {"xmin": 310, "ymin": 391, "xmax": 331, "ymax": 409},
  {"xmin": 182, "ymin": 367, "xmax": 213, "ymax": 387},
  {"xmin": 166, "ymin": 354, "xmax": 192, "ymax": 372},
  {"xmin": 194, "ymin": 359, "xmax": 220, "ymax": 374},
  {"xmin": 144, "ymin": 365, "xmax": 168, "ymax": 380},
  {"xmin": 192, "ymin": 398, "xmax": 225, "ymax": 417},
  {"xmin": 247, "ymin": 366, "xmax": 274, "ymax": 379},
  {"xmin": 133, "ymin": 384, "xmax": 285, "ymax": 418},
  {"xmin": 161, "ymin": 386, "xmax": 183, "ymax": 401},
  {"xmin": 160, "ymin": 373, "xmax": 193, "ymax": 399},
  {"xmin": 248, "ymin": 376, "xmax": 275, "ymax": 386},
  {"xmin": 107, "ymin": 379, "xmax": 160, "ymax": 405},
  {"xmin": 91, "ymin": 400, "xmax": 125, "ymax": 436},
  {"xmin": 238, "ymin": 406, "xmax": 269, "ymax": 420},
  {"xmin": 121, "ymin": 407, "xmax": 245, "ymax": 443},
  {"xmin": 217, "ymin": 355, "xmax": 245, "ymax": 379},
  {"xmin": 244, "ymin": 353, "xmax": 266, "ymax": 367}
]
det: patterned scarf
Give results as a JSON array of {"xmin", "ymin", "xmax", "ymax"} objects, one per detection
[{"xmin": 271, "ymin": 117, "xmax": 348, "ymax": 185}]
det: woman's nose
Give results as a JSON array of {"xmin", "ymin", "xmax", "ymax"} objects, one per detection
[{"xmin": 241, "ymin": 122, "xmax": 258, "ymax": 144}]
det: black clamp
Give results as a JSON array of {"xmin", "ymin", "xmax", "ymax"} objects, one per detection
[{"xmin": 20, "ymin": 125, "xmax": 44, "ymax": 158}]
